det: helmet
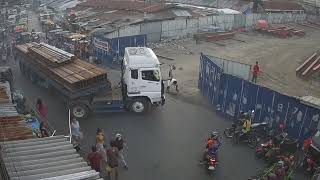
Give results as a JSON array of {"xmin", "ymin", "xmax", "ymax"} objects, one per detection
[
  {"xmin": 277, "ymin": 161, "xmax": 284, "ymax": 167},
  {"xmin": 211, "ymin": 131, "xmax": 219, "ymax": 139},
  {"xmin": 115, "ymin": 133, "xmax": 122, "ymax": 140},
  {"xmin": 207, "ymin": 139, "xmax": 214, "ymax": 146}
]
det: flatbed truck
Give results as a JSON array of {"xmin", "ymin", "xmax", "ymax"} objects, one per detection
[{"xmin": 16, "ymin": 43, "xmax": 165, "ymax": 119}]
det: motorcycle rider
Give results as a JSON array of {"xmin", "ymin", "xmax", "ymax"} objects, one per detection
[
  {"xmin": 203, "ymin": 131, "xmax": 221, "ymax": 162},
  {"xmin": 239, "ymin": 113, "xmax": 252, "ymax": 140}
]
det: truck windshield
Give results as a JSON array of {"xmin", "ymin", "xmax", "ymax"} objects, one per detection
[{"xmin": 141, "ymin": 70, "xmax": 160, "ymax": 82}]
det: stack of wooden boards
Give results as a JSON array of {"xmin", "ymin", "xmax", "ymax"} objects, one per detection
[
  {"xmin": 0, "ymin": 115, "xmax": 33, "ymax": 142},
  {"xmin": 194, "ymin": 31, "xmax": 236, "ymax": 42},
  {"xmin": 16, "ymin": 42, "xmax": 108, "ymax": 92},
  {"xmin": 256, "ymin": 24, "xmax": 305, "ymax": 38},
  {"xmin": 0, "ymin": 82, "xmax": 10, "ymax": 103},
  {"xmin": 296, "ymin": 52, "xmax": 320, "ymax": 79}
]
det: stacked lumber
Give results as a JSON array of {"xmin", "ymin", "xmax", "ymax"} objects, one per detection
[
  {"xmin": 28, "ymin": 43, "xmax": 75, "ymax": 67},
  {"xmin": 194, "ymin": 31, "xmax": 235, "ymax": 42},
  {"xmin": 257, "ymin": 25, "xmax": 305, "ymax": 38},
  {"xmin": 0, "ymin": 116, "xmax": 34, "ymax": 142},
  {"xmin": 16, "ymin": 43, "xmax": 108, "ymax": 92},
  {"xmin": 299, "ymin": 22, "xmax": 320, "ymax": 30},
  {"xmin": 0, "ymin": 85, "xmax": 10, "ymax": 103},
  {"xmin": 296, "ymin": 52, "xmax": 320, "ymax": 79}
]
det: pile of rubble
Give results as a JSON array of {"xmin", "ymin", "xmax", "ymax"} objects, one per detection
[{"xmin": 148, "ymin": 38, "xmax": 193, "ymax": 55}]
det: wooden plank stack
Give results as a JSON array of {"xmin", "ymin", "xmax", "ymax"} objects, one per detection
[
  {"xmin": 296, "ymin": 52, "xmax": 320, "ymax": 79},
  {"xmin": 16, "ymin": 43, "xmax": 108, "ymax": 92},
  {"xmin": 257, "ymin": 24, "xmax": 305, "ymax": 38},
  {"xmin": 0, "ymin": 85, "xmax": 10, "ymax": 103},
  {"xmin": 0, "ymin": 116, "xmax": 34, "ymax": 142}
]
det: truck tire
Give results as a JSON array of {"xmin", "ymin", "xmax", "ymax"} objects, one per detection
[
  {"xmin": 130, "ymin": 98, "xmax": 150, "ymax": 113},
  {"xmin": 70, "ymin": 103, "xmax": 89, "ymax": 119}
]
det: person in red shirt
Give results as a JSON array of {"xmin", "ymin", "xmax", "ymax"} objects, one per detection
[
  {"xmin": 36, "ymin": 98, "xmax": 48, "ymax": 120},
  {"xmin": 87, "ymin": 146, "xmax": 103, "ymax": 172},
  {"xmin": 252, "ymin": 61, "xmax": 260, "ymax": 83}
]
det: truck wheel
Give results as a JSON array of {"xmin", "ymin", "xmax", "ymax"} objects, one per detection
[
  {"xmin": 130, "ymin": 98, "xmax": 150, "ymax": 113},
  {"xmin": 70, "ymin": 103, "xmax": 89, "ymax": 119}
]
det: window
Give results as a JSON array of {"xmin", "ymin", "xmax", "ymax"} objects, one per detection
[
  {"xmin": 141, "ymin": 70, "xmax": 160, "ymax": 82},
  {"xmin": 131, "ymin": 69, "xmax": 138, "ymax": 79}
]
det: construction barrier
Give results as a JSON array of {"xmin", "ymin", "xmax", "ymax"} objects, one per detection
[
  {"xmin": 92, "ymin": 34, "xmax": 147, "ymax": 65},
  {"xmin": 199, "ymin": 54, "xmax": 320, "ymax": 142}
]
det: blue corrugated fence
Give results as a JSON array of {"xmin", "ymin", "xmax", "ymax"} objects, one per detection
[
  {"xmin": 92, "ymin": 34, "xmax": 147, "ymax": 65},
  {"xmin": 199, "ymin": 54, "xmax": 320, "ymax": 142}
]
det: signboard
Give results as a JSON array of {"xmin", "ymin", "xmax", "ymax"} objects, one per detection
[{"xmin": 93, "ymin": 37, "xmax": 109, "ymax": 52}]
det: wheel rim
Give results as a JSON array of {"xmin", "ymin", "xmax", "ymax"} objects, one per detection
[
  {"xmin": 132, "ymin": 101, "xmax": 144, "ymax": 113},
  {"xmin": 73, "ymin": 106, "xmax": 85, "ymax": 118}
]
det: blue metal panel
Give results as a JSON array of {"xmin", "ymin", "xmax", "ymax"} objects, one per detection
[
  {"xmin": 285, "ymin": 98, "xmax": 308, "ymax": 139},
  {"xmin": 239, "ymin": 81, "xmax": 259, "ymax": 116},
  {"xmin": 224, "ymin": 75, "xmax": 242, "ymax": 118},
  {"xmin": 255, "ymin": 87, "xmax": 275, "ymax": 123},
  {"xmin": 300, "ymin": 106, "xmax": 320, "ymax": 140},
  {"xmin": 270, "ymin": 93, "xmax": 292, "ymax": 130},
  {"xmin": 218, "ymin": 73, "xmax": 228, "ymax": 113}
]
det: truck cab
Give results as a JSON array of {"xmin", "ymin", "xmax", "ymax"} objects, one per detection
[
  {"xmin": 122, "ymin": 47, "xmax": 165, "ymax": 112},
  {"xmin": 71, "ymin": 47, "xmax": 165, "ymax": 118}
]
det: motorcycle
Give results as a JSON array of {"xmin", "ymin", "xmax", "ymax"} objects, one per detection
[
  {"xmin": 200, "ymin": 153, "xmax": 218, "ymax": 175},
  {"xmin": 256, "ymin": 139, "xmax": 274, "ymax": 158},
  {"xmin": 265, "ymin": 137, "xmax": 299, "ymax": 164},
  {"xmin": 300, "ymin": 144, "xmax": 320, "ymax": 175},
  {"xmin": 256, "ymin": 132, "xmax": 288, "ymax": 158},
  {"xmin": 224, "ymin": 110, "xmax": 266, "ymax": 139},
  {"xmin": 233, "ymin": 130, "xmax": 258, "ymax": 148}
]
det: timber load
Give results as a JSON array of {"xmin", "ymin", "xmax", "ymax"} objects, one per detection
[{"xmin": 15, "ymin": 42, "xmax": 108, "ymax": 92}]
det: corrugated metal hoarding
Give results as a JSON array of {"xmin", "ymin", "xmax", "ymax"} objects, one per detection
[
  {"xmin": 199, "ymin": 54, "xmax": 320, "ymax": 142},
  {"xmin": 92, "ymin": 34, "xmax": 147, "ymax": 65},
  {"xmin": 206, "ymin": 54, "xmax": 251, "ymax": 80}
]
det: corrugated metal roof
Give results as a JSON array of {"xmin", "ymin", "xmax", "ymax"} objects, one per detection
[
  {"xmin": 172, "ymin": 9, "xmax": 192, "ymax": 16},
  {"xmin": 1, "ymin": 135, "xmax": 102, "ymax": 180},
  {"xmin": 0, "ymin": 103, "xmax": 19, "ymax": 117}
]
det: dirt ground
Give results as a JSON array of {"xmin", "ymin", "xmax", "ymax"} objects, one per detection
[{"xmin": 154, "ymin": 24, "xmax": 320, "ymax": 105}]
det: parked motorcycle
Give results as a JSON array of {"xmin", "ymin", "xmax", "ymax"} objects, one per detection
[
  {"xmin": 256, "ymin": 131, "xmax": 288, "ymax": 158},
  {"xmin": 300, "ymin": 143, "xmax": 320, "ymax": 175},
  {"xmin": 256, "ymin": 139, "xmax": 274, "ymax": 158},
  {"xmin": 265, "ymin": 138, "xmax": 299, "ymax": 164},
  {"xmin": 233, "ymin": 130, "xmax": 258, "ymax": 148}
]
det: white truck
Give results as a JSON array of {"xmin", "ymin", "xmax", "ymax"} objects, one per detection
[{"xmin": 18, "ymin": 45, "xmax": 165, "ymax": 119}]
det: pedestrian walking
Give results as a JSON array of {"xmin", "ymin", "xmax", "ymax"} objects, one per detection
[
  {"xmin": 87, "ymin": 146, "xmax": 103, "ymax": 172},
  {"xmin": 252, "ymin": 61, "xmax": 260, "ymax": 83},
  {"xmin": 96, "ymin": 128, "xmax": 105, "ymax": 152},
  {"xmin": 70, "ymin": 117, "xmax": 82, "ymax": 151},
  {"xmin": 36, "ymin": 98, "xmax": 48, "ymax": 120},
  {"xmin": 106, "ymin": 141, "xmax": 119, "ymax": 180},
  {"xmin": 71, "ymin": 118, "xmax": 81, "ymax": 141},
  {"xmin": 111, "ymin": 133, "xmax": 128, "ymax": 169},
  {"xmin": 96, "ymin": 128, "xmax": 108, "ymax": 164}
]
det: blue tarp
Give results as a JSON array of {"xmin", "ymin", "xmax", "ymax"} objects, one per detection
[
  {"xmin": 199, "ymin": 54, "xmax": 320, "ymax": 142},
  {"xmin": 92, "ymin": 34, "xmax": 147, "ymax": 65}
]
